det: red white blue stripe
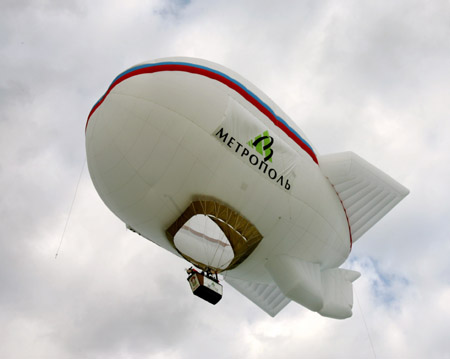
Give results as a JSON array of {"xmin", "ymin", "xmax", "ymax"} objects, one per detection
[{"xmin": 86, "ymin": 61, "xmax": 318, "ymax": 164}]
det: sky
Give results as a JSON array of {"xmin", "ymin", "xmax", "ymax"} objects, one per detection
[{"xmin": 1, "ymin": 0, "xmax": 450, "ymax": 358}]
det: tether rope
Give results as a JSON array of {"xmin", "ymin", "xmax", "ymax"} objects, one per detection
[
  {"xmin": 355, "ymin": 286, "xmax": 377, "ymax": 358},
  {"xmin": 55, "ymin": 158, "xmax": 86, "ymax": 259}
]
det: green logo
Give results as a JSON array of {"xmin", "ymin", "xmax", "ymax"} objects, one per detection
[{"xmin": 247, "ymin": 130, "xmax": 274, "ymax": 162}]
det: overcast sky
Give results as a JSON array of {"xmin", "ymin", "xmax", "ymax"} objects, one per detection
[{"xmin": 1, "ymin": 0, "xmax": 450, "ymax": 358}]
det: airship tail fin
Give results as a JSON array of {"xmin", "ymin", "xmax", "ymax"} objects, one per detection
[
  {"xmin": 319, "ymin": 152, "xmax": 409, "ymax": 242},
  {"xmin": 226, "ymin": 257, "xmax": 361, "ymax": 319},
  {"xmin": 318, "ymin": 268, "xmax": 361, "ymax": 319},
  {"xmin": 264, "ymin": 255, "xmax": 360, "ymax": 319},
  {"xmin": 225, "ymin": 277, "xmax": 291, "ymax": 317}
]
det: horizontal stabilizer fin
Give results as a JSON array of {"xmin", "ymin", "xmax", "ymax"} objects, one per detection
[
  {"xmin": 265, "ymin": 256, "xmax": 323, "ymax": 312},
  {"xmin": 319, "ymin": 152, "xmax": 409, "ymax": 242},
  {"xmin": 318, "ymin": 268, "xmax": 360, "ymax": 319},
  {"xmin": 225, "ymin": 277, "xmax": 290, "ymax": 317},
  {"xmin": 265, "ymin": 256, "xmax": 361, "ymax": 319}
]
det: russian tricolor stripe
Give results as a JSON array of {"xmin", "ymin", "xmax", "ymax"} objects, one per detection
[{"xmin": 86, "ymin": 62, "xmax": 318, "ymax": 164}]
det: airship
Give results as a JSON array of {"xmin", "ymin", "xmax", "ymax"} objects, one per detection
[{"xmin": 85, "ymin": 57, "xmax": 409, "ymax": 319}]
